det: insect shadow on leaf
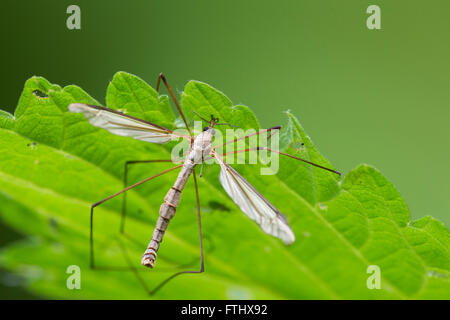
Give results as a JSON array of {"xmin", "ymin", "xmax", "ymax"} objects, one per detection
[{"xmin": 208, "ymin": 200, "xmax": 230, "ymax": 212}]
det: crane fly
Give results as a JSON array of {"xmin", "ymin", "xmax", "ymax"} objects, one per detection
[{"xmin": 68, "ymin": 73, "xmax": 341, "ymax": 294}]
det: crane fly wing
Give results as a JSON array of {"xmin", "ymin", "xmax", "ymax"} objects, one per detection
[
  {"xmin": 215, "ymin": 155, "xmax": 295, "ymax": 245},
  {"xmin": 68, "ymin": 103, "xmax": 188, "ymax": 143}
]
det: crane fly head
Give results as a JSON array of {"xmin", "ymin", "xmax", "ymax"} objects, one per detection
[
  {"xmin": 193, "ymin": 111, "xmax": 238, "ymax": 134},
  {"xmin": 199, "ymin": 115, "xmax": 218, "ymax": 135},
  {"xmin": 209, "ymin": 114, "xmax": 239, "ymax": 129},
  {"xmin": 201, "ymin": 115, "xmax": 217, "ymax": 135}
]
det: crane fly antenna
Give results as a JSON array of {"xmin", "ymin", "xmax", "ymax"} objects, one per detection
[
  {"xmin": 192, "ymin": 111, "xmax": 238, "ymax": 128},
  {"xmin": 192, "ymin": 111, "xmax": 209, "ymax": 123}
]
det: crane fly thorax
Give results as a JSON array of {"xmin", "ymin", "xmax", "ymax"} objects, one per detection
[{"xmin": 188, "ymin": 129, "xmax": 215, "ymax": 163}]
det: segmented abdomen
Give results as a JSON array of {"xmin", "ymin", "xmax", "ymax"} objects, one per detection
[{"xmin": 141, "ymin": 159, "xmax": 195, "ymax": 268}]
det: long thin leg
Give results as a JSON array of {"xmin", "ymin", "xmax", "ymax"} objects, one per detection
[
  {"xmin": 220, "ymin": 147, "xmax": 341, "ymax": 175},
  {"xmin": 215, "ymin": 126, "xmax": 281, "ymax": 149},
  {"xmin": 146, "ymin": 168, "xmax": 204, "ymax": 295},
  {"xmin": 156, "ymin": 73, "xmax": 193, "ymax": 137},
  {"xmin": 121, "ymin": 159, "xmax": 176, "ymax": 234},
  {"xmin": 90, "ymin": 164, "xmax": 183, "ymax": 269},
  {"xmin": 117, "ymin": 240, "xmax": 152, "ymax": 295}
]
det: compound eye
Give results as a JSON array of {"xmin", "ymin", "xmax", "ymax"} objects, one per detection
[{"xmin": 203, "ymin": 127, "xmax": 209, "ymax": 132}]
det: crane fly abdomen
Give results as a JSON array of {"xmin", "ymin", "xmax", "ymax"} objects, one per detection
[
  {"xmin": 141, "ymin": 156, "xmax": 197, "ymax": 267},
  {"xmin": 142, "ymin": 131, "xmax": 215, "ymax": 267}
]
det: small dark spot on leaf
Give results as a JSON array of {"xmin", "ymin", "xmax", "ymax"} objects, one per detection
[
  {"xmin": 208, "ymin": 200, "xmax": 230, "ymax": 212},
  {"xmin": 49, "ymin": 217, "xmax": 58, "ymax": 231},
  {"xmin": 27, "ymin": 142, "xmax": 38, "ymax": 150},
  {"xmin": 32, "ymin": 90, "xmax": 48, "ymax": 98}
]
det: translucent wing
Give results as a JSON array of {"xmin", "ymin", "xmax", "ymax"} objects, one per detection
[
  {"xmin": 215, "ymin": 155, "xmax": 295, "ymax": 245},
  {"xmin": 68, "ymin": 103, "xmax": 187, "ymax": 143}
]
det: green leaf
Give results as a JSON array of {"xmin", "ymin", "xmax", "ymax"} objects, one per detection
[
  {"xmin": 278, "ymin": 111, "xmax": 340, "ymax": 204},
  {"xmin": 181, "ymin": 81, "xmax": 259, "ymax": 131},
  {"xmin": 106, "ymin": 72, "xmax": 175, "ymax": 130},
  {"xmin": 0, "ymin": 110, "xmax": 14, "ymax": 130},
  {"xmin": 0, "ymin": 73, "xmax": 448, "ymax": 299}
]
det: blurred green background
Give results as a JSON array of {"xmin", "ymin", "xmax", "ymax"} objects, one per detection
[{"xmin": 1, "ymin": 0, "xmax": 449, "ymax": 297}]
